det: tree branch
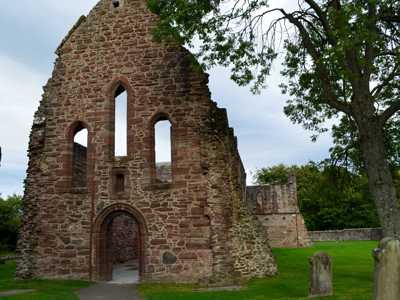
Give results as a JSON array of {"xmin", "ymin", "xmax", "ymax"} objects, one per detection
[
  {"xmin": 304, "ymin": 0, "xmax": 337, "ymax": 46},
  {"xmin": 380, "ymin": 101, "xmax": 400, "ymax": 124},
  {"xmin": 364, "ymin": 1, "xmax": 378, "ymax": 78},
  {"xmin": 379, "ymin": 14, "xmax": 400, "ymax": 23},
  {"xmin": 281, "ymin": 10, "xmax": 351, "ymax": 115},
  {"xmin": 372, "ymin": 64, "xmax": 400, "ymax": 98}
]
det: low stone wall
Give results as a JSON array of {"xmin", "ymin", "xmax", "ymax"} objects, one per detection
[
  {"xmin": 309, "ymin": 228, "xmax": 383, "ymax": 242},
  {"xmin": 0, "ymin": 256, "xmax": 19, "ymax": 264}
]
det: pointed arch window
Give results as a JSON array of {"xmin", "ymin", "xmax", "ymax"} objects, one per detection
[
  {"xmin": 154, "ymin": 118, "xmax": 172, "ymax": 183},
  {"xmin": 114, "ymin": 85, "xmax": 127, "ymax": 157},
  {"xmin": 71, "ymin": 124, "xmax": 88, "ymax": 188}
]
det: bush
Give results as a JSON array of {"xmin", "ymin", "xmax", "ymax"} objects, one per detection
[{"xmin": 0, "ymin": 194, "xmax": 22, "ymax": 251}]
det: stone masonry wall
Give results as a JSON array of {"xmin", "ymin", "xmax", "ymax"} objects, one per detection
[
  {"xmin": 309, "ymin": 228, "xmax": 383, "ymax": 242},
  {"xmin": 16, "ymin": 0, "xmax": 277, "ymax": 284},
  {"xmin": 247, "ymin": 176, "xmax": 311, "ymax": 248},
  {"xmin": 201, "ymin": 105, "xmax": 277, "ymax": 283},
  {"xmin": 110, "ymin": 214, "xmax": 139, "ymax": 263},
  {"xmin": 72, "ymin": 143, "xmax": 87, "ymax": 188}
]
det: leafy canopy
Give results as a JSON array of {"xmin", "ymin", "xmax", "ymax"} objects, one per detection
[{"xmin": 149, "ymin": 0, "xmax": 400, "ymax": 133}]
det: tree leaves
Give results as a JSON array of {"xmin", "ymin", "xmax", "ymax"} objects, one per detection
[
  {"xmin": 0, "ymin": 195, "xmax": 22, "ymax": 251},
  {"xmin": 254, "ymin": 163, "xmax": 380, "ymax": 230}
]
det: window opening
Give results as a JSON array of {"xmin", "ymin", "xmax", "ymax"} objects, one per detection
[
  {"xmin": 112, "ymin": 0, "xmax": 120, "ymax": 8},
  {"xmin": 115, "ymin": 86, "xmax": 127, "ymax": 157},
  {"xmin": 114, "ymin": 173, "xmax": 125, "ymax": 193},
  {"xmin": 155, "ymin": 120, "xmax": 172, "ymax": 183},
  {"xmin": 72, "ymin": 127, "xmax": 88, "ymax": 188}
]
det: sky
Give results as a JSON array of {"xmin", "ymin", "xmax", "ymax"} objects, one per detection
[{"xmin": 0, "ymin": 0, "xmax": 333, "ymax": 197}]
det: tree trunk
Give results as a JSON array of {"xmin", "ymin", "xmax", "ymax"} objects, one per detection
[{"xmin": 357, "ymin": 117, "xmax": 400, "ymax": 238}]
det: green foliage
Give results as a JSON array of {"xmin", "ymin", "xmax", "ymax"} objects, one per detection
[
  {"xmin": 330, "ymin": 115, "xmax": 400, "ymax": 172},
  {"xmin": 254, "ymin": 164, "xmax": 292, "ymax": 185},
  {"xmin": 0, "ymin": 261, "xmax": 90, "ymax": 299},
  {"xmin": 254, "ymin": 163, "xmax": 380, "ymax": 231},
  {"xmin": 0, "ymin": 195, "xmax": 22, "ymax": 252},
  {"xmin": 139, "ymin": 241, "xmax": 376, "ymax": 300},
  {"xmin": 151, "ymin": 0, "xmax": 400, "ymax": 115}
]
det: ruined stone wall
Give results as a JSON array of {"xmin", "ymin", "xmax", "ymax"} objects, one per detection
[
  {"xmin": 109, "ymin": 214, "xmax": 138, "ymax": 263},
  {"xmin": 309, "ymin": 228, "xmax": 383, "ymax": 242},
  {"xmin": 155, "ymin": 163, "xmax": 172, "ymax": 183},
  {"xmin": 17, "ymin": 0, "xmax": 276, "ymax": 283},
  {"xmin": 201, "ymin": 106, "xmax": 277, "ymax": 283},
  {"xmin": 247, "ymin": 176, "xmax": 311, "ymax": 248},
  {"xmin": 72, "ymin": 143, "xmax": 87, "ymax": 188}
]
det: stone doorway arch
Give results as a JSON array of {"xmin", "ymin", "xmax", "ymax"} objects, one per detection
[{"xmin": 93, "ymin": 203, "xmax": 146, "ymax": 282}]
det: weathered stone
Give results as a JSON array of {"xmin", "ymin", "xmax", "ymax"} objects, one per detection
[
  {"xmin": 162, "ymin": 252, "xmax": 177, "ymax": 265},
  {"xmin": 16, "ymin": 0, "xmax": 277, "ymax": 284},
  {"xmin": 309, "ymin": 252, "xmax": 333, "ymax": 298},
  {"xmin": 310, "ymin": 228, "xmax": 383, "ymax": 242},
  {"xmin": 373, "ymin": 238, "xmax": 400, "ymax": 300},
  {"xmin": 247, "ymin": 175, "xmax": 311, "ymax": 248},
  {"xmin": 110, "ymin": 214, "xmax": 139, "ymax": 264}
]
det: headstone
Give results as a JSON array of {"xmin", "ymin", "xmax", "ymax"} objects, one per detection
[
  {"xmin": 309, "ymin": 252, "xmax": 333, "ymax": 298},
  {"xmin": 373, "ymin": 238, "xmax": 400, "ymax": 300}
]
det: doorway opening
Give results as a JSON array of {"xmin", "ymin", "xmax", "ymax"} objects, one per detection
[{"xmin": 97, "ymin": 208, "xmax": 144, "ymax": 284}]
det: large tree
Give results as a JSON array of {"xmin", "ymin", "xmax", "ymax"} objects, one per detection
[{"xmin": 150, "ymin": 0, "xmax": 400, "ymax": 238}]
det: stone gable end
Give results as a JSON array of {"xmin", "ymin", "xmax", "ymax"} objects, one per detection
[{"xmin": 16, "ymin": 0, "xmax": 277, "ymax": 284}]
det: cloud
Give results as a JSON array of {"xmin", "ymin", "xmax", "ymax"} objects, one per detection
[
  {"xmin": 0, "ymin": 1, "xmax": 334, "ymax": 195},
  {"xmin": 209, "ymin": 66, "xmax": 332, "ymax": 184},
  {"xmin": 0, "ymin": 55, "xmax": 45, "ymax": 196},
  {"xmin": 0, "ymin": 0, "xmax": 98, "ymax": 73}
]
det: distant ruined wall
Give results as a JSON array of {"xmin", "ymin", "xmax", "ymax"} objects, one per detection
[
  {"xmin": 155, "ymin": 163, "xmax": 172, "ymax": 183},
  {"xmin": 109, "ymin": 214, "xmax": 139, "ymax": 263},
  {"xmin": 247, "ymin": 176, "xmax": 311, "ymax": 248},
  {"xmin": 309, "ymin": 228, "xmax": 383, "ymax": 242},
  {"xmin": 72, "ymin": 143, "xmax": 87, "ymax": 188}
]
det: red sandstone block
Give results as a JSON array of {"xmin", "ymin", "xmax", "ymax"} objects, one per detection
[{"xmin": 151, "ymin": 239, "xmax": 167, "ymax": 245}]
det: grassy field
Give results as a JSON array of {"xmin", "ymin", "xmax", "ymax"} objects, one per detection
[
  {"xmin": 0, "ymin": 241, "xmax": 377, "ymax": 299},
  {"xmin": 0, "ymin": 261, "xmax": 89, "ymax": 300},
  {"xmin": 139, "ymin": 241, "xmax": 377, "ymax": 300},
  {"xmin": 0, "ymin": 251, "xmax": 14, "ymax": 257}
]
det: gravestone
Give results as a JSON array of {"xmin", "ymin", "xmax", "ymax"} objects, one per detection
[
  {"xmin": 309, "ymin": 252, "xmax": 333, "ymax": 298},
  {"xmin": 373, "ymin": 238, "xmax": 400, "ymax": 300}
]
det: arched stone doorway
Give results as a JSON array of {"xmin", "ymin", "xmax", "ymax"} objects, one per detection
[{"xmin": 94, "ymin": 204, "xmax": 146, "ymax": 283}]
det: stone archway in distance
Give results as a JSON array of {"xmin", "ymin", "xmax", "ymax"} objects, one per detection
[{"xmin": 93, "ymin": 203, "xmax": 147, "ymax": 282}]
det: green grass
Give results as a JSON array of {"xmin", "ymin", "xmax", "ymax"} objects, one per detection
[
  {"xmin": 0, "ymin": 261, "xmax": 90, "ymax": 300},
  {"xmin": 0, "ymin": 251, "xmax": 14, "ymax": 257},
  {"xmin": 0, "ymin": 241, "xmax": 377, "ymax": 299},
  {"xmin": 138, "ymin": 241, "xmax": 378, "ymax": 300}
]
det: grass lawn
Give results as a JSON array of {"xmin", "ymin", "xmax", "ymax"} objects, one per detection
[
  {"xmin": 139, "ymin": 241, "xmax": 378, "ymax": 300},
  {"xmin": 0, "ymin": 261, "xmax": 90, "ymax": 300},
  {"xmin": 0, "ymin": 241, "xmax": 377, "ymax": 299},
  {"xmin": 0, "ymin": 251, "xmax": 14, "ymax": 257}
]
